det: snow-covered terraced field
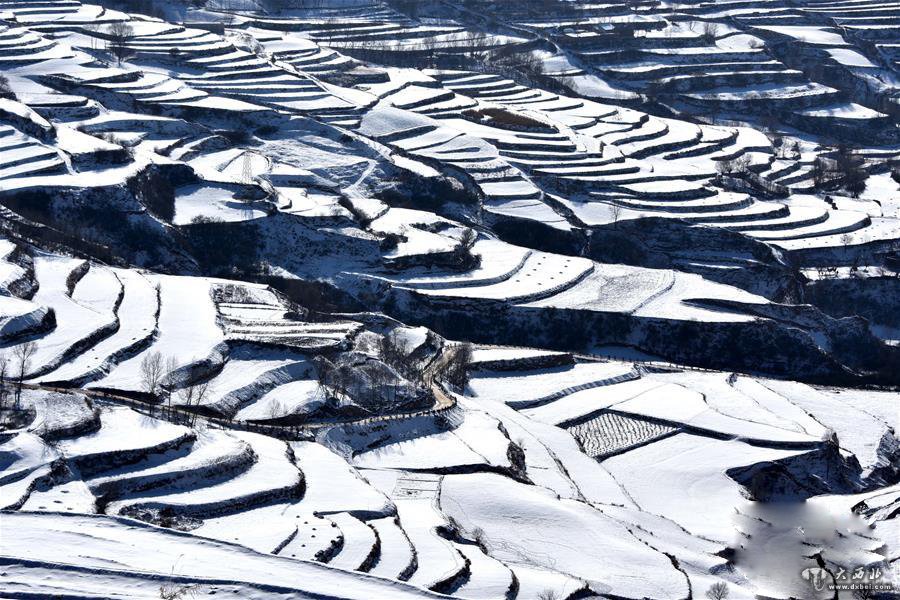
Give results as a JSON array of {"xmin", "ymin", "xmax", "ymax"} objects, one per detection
[
  {"xmin": 39, "ymin": 268, "xmax": 157, "ymax": 385},
  {"xmin": 414, "ymin": 251, "xmax": 595, "ymax": 303},
  {"xmin": 0, "ymin": 249, "xmax": 370, "ymax": 423},
  {"xmin": 0, "ymin": 0, "xmax": 898, "ymax": 598},
  {"xmin": 1, "ymin": 336, "xmax": 898, "ymax": 598},
  {"xmin": 24, "ymin": 257, "xmax": 119, "ymax": 379},
  {"xmin": 215, "ymin": 283, "xmax": 362, "ymax": 351},
  {"xmin": 0, "ymin": 0, "xmax": 895, "ymax": 257},
  {"xmin": 566, "ymin": 411, "xmax": 679, "ymax": 459},
  {"xmin": 468, "ymin": 360, "xmax": 639, "ymax": 408},
  {"xmin": 87, "ymin": 275, "xmax": 225, "ymax": 392}
]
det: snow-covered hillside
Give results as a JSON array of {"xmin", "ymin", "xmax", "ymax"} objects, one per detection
[{"xmin": 0, "ymin": 0, "xmax": 898, "ymax": 598}]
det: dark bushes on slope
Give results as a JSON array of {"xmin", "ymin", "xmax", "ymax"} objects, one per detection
[
  {"xmin": 806, "ymin": 276, "xmax": 900, "ymax": 332},
  {"xmin": 462, "ymin": 107, "xmax": 553, "ymax": 133},
  {"xmin": 0, "ymin": 74, "xmax": 14, "ymax": 100},
  {"xmin": 586, "ymin": 217, "xmax": 802, "ymax": 301},
  {"xmin": 376, "ymin": 166, "xmax": 479, "ymax": 214},
  {"xmin": 183, "ymin": 218, "xmax": 262, "ymax": 277},
  {"xmin": 0, "ymin": 189, "xmax": 160, "ymax": 268},
  {"xmin": 263, "ymin": 276, "xmax": 366, "ymax": 314},
  {"xmin": 127, "ymin": 164, "xmax": 196, "ymax": 222}
]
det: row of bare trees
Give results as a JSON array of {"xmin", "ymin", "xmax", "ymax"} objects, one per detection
[
  {"xmin": 441, "ymin": 343, "xmax": 473, "ymax": 391},
  {"xmin": 140, "ymin": 351, "xmax": 211, "ymax": 426},
  {"xmin": 715, "ymin": 155, "xmax": 752, "ymax": 176},
  {"xmin": 0, "ymin": 341, "xmax": 38, "ymax": 412},
  {"xmin": 331, "ymin": 29, "xmax": 501, "ymax": 69},
  {"xmin": 312, "ymin": 355, "xmax": 363, "ymax": 406}
]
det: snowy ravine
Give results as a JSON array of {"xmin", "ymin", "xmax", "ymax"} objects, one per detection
[{"xmin": 0, "ymin": 0, "xmax": 899, "ymax": 598}]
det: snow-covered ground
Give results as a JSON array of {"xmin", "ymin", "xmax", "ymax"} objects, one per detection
[
  {"xmin": 6, "ymin": 336, "xmax": 895, "ymax": 599},
  {"xmin": 0, "ymin": 0, "xmax": 898, "ymax": 598}
]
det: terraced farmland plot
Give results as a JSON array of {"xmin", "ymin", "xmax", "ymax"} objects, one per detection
[
  {"xmin": 391, "ymin": 473, "xmax": 442, "ymax": 501},
  {"xmin": 216, "ymin": 284, "xmax": 361, "ymax": 352},
  {"xmin": 20, "ymin": 257, "xmax": 119, "ymax": 379},
  {"xmin": 0, "ymin": 511, "xmax": 443, "ymax": 600},
  {"xmin": 89, "ymin": 275, "xmax": 225, "ymax": 392},
  {"xmin": 190, "ymin": 346, "xmax": 312, "ymax": 418},
  {"xmin": 468, "ymin": 361, "xmax": 639, "ymax": 408},
  {"xmin": 38, "ymin": 268, "xmax": 157, "ymax": 386},
  {"xmin": 602, "ymin": 434, "xmax": 811, "ymax": 541},
  {"xmin": 415, "ymin": 252, "xmax": 595, "ymax": 303},
  {"xmin": 0, "ymin": 0, "xmax": 899, "ymax": 598},
  {"xmin": 566, "ymin": 411, "xmax": 680, "ymax": 459}
]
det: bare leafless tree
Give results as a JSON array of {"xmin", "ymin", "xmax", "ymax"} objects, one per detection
[
  {"xmin": 84, "ymin": 23, "xmax": 102, "ymax": 50},
  {"xmin": 107, "ymin": 21, "xmax": 135, "ymax": 65},
  {"xmin": 701, "ymin": 22, "xmax": 719, "ymax": 43},
  {"xmin": 178, "ymin": 378, "xmax": 211, "ymax": 427},
  {"xmin": 164, "ymin": 356, "xmax": 179, "ymax": 411},
  {"xmin": 0, "ymin": 74, "xmax": 13, "ymax": 99},
  {"xmin": 313, "ymin": 355, "xmax": 331, "ymax": 401},
  {"xmin": 443, "ymin": 343, "xmax": 473, "ymax": 390},
  {"xmin": 13, "ymin": 341, "xmax": 37, "ymax": 408},
  {"xmin": 140, "ymin": 351, "xmax": 165, "ymax": 400},
  {"xmin": 266, "ymin": 398, "xmax": 285, "ymax": 420},
  {"xmin": 706, "ymin": 582, "xmax": 729, "ymax": 600},
  {"xmin": 840, "ymin": 233, "xmax": 853, "ymax": 255},
  {"xmin": 609, "ymin": 202, "xmax": 622, "ymax": 227},
  {"xmin": 811, "ymin": 156, "xmax": 830, "ymax": 189},
  {"xmin": 0, "ymin": 352, "xmax": 8, "ymax": 411},
  {"xmin": 835, "ymin": 146, "xmax": 868, "ymax": 198}
]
